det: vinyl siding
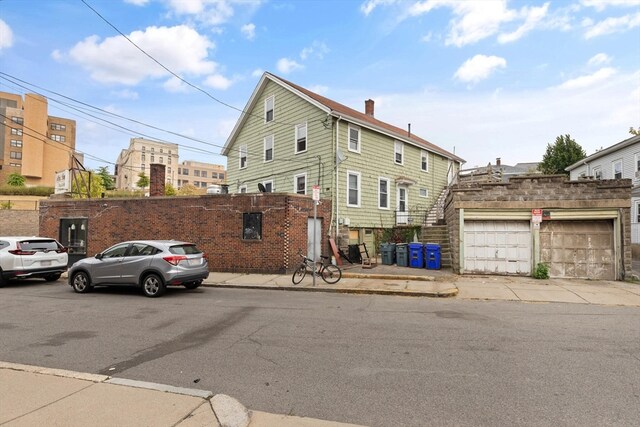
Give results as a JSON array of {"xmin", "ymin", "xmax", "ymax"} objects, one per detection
[{"xmin": 569, "ymin": 141, "xmax": 640, "ymax": 183}]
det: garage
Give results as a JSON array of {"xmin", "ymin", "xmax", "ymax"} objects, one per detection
[
  {"xmin": 463, "ymin": 221, "xmax": 531, "ymax": 275},
  {"xmin": 540, "ymin": 220, "xmax": 615, "ymax": 280}
]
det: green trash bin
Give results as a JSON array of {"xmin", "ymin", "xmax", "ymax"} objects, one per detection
[
  {"xmin": 380, "ymin": 243, "xmax": 396, "ymax": 265},
  {"xmin": 396, "ymin": 243, "xmax": 409, "ymax": 267}
]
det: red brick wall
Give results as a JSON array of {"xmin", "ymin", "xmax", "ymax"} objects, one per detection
[
  {"xmin": 149, "ymin": 164, "xmax": 165, "ymax": 197},
  {"xmin": 39, "ymin": 194, "xmax": 331, "ymax": 274}
]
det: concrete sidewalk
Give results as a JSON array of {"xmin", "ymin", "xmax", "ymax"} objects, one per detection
[{"xmin": 0, "ymin": 362, "xmax": 365, "ymax": 427}]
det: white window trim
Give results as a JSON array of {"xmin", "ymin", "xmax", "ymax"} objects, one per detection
[
  {"xmin": 348, "ymin": 124, "xmax": 361, "ymax": 154},
  {"xmin": 635, "ymin": 153, "xmax": 640, "ymax": 175},
  {"xmin": 347, "ymin": 170, "xmax": 361, "ymax": 208},
  {"xmin": 293, "ymin": 172, "xmax": 307, "ymax": 195},
  {"xmin": 378, "ymin": 177, "xmax": 390, "ymax": 210},
  {"xmin": 636, "ymin": 201, "xmax": 640, "ymax": 224},
  {"xmin": 394, "ymin": 141, "xmax": 404, "ymax": 165},
  {"xmin": 239, "ymin": 145, "xmax": 248, "ymax": 169},
  {"xmin": 421, "ymin": 150, "xmax": 428, "ymax": 172},
  {"xmin": 263, "ymin": 180, "xmax": 274, "ymax": 192},
  {"xmin": 612, "ymin": 159, "xmax": 623, "ymax": 179},
  {"xmin": 295, "ymin": 123, "xmax": 308, "ymax": 154},
  {"xmin": 264, "ymin": 135, "xmax": 274, "ymax": 163},
  {"xmin": 239, "ymin": 185, "xmax": 247, "ymax": 193},
  {"xmin": 419, "ymin": 188, "xmax": 429, "ymax": 198},
  {"xmin": 264, "ymin": 95, "xmax": 274, "ymax": 123},
  {"xmin": 593, "ymin": 166, "xmax": 602, "ymax": 180}
]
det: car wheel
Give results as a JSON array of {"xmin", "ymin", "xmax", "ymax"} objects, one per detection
[
  {"xmin": 44, "ymin": 273, "xmax": 62, "ymax": 282},
  {"xmin": 183, "ymin": 280, "xmax": 202, "ymax": 290},
  {"xmin": 71, "ymin": 271, "xmax": 92, "ymax": 293},
  {"xmin": 142, "ymin": 273, "xmax": 166, "ymax": 298}
]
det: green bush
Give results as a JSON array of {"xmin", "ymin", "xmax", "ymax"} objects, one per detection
[
  {"xmin": 0, "ymin": 185, "xmax": 55, "ymax": 196},
  {"xmin": 0, "ymin": 201, "xmax": 12, "ymax": 210},
  {"xmin": 533, "ymin": 263, "xmax": 550, "ymax": 279},
  {"xmin": 102, "ymin": 189, "xmax": 145, "ymax": 198}
]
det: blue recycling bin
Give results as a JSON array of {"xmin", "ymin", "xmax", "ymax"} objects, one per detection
[
  {"xmin": 409, "ymin": 243, "xmax": 424, "ymax": 268},
  {"xmin": 425, "ymin": 243, "xmax": 441, "ymax": 270},
  {"xmin": 396, "ymin": 243, "xmax": 409, "ymax": 267},
  {"xmin": 380, "ymin": 243, "xmax": 396, "ymax": 265}
]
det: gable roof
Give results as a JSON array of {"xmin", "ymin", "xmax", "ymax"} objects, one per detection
[
  {"xmin": 565, "ymin": 134, "xmax": 640, "ymax": 171},
  {"xmin": 223, "ymin": 72, "xmax": 464, "ymax": 163}
]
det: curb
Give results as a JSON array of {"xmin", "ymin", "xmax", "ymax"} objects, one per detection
[
  {"xmin": 106, "ymin": 377, "xmax": 213, "ymax": 399},
  {"xmin": 341, "ymin": 272, "xmax": 435, "ymax": 281},
  {"xmin": 0, "ymin": 361, "xmax": 109, "ymax": 382}
]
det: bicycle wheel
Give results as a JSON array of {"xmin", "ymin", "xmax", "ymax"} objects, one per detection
[
  {"xmin": 292, "ymin": 265, "xmax": 307, "ymax": 284},
  {"xmin": 321, "ymin": 264, "xmax": 341, "ymax": 284}
]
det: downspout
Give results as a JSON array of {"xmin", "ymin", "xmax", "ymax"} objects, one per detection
[{"xmin": 334, "ymin": 115, "xmax": 342, "ymax": 240}]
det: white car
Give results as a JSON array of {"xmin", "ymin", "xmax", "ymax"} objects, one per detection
[{"xmin": 0, "ymin": 237, "xmax": 68, "ymax": 287}]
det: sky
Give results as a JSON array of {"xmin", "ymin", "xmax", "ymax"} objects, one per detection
[{"xmin": 0, "ymin": 0, "xmax": 639, "ymax": 172}]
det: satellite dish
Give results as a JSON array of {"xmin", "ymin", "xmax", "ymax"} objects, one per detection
[
  {"xmin": 258, "ymin": 183, "xmax": 266, "ymax": 192},
  {"xmin": 336, "ymin": 149, "xmax": 346, "ymax": 165}
]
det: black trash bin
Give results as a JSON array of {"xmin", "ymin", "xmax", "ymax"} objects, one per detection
[
  {"xmin": 396, "ymin": 243, "xmax": 409, "ymax": 267},
  {"xmin": 380, "ymin": 243, "xmax": 396, "ymax": 265}
]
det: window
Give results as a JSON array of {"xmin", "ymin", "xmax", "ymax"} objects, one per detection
[
  {"xmin": 239, "ymin": 145, "xmax": 247, "ymax": 169},
  {"xmin": 636, "ymin": 153, "xmax": 640, "ymax": 175},
  {"xmin": 378, "ymin": 177, "xmax": 389, "ymax": 209},
  {"xmin": 160, "ymin": 148, "xmax": 164, "ymax": 153},
  {"xmin": 243, "ymin": 213, "xmax": 262, "ymax": 240},
  {"xmin": 593, "ymin": 167, "xmax": 602, "ymax": 180},
  {"xmin": 9, "ymin": 163, "xmax": 20, "ymax": 167},
  {"xmin": 159, "ymin": 157, "xmax": 164, "ymax": 164},
  {"xmin": 239, "ymin": 185, "xmax": 247, "ymax": 193},
  {"xmin": 11, "ymin": 128, "xmax": 22, "ymax": 136},
  {"xmin": 141, "ymin": 154, "xmax": 146, "ymax": 161},
  {"xmin": 637, "ymin": 202, "xmax": 640, "ymax": 223},
  {"xmin": 142, "ymin": 146, "xmax": 146, "ymax": 151},
  {"xmin": 168, "ymin": 167, "xmax": 171, "ymax": 174},
  {"xmin": 151, "ymin": 147, "xmax": 155, "ymax": 152},
  {"xmin": 295, "ymin": 123, "xmax": 307, "ymax": 153},
  {"xmin": 265, "ymin": 96, "xmax": 274, "ymax": 123},
  {"xmin": 10, "ymin": 151, "xmax": 22, "ymax": 159},
  {"xmin": 264, "ymin": 135, "xmax": 274, "ymax": 162},
  {"xmin": 168, "ymin": 157, "xmax": 171, "ymax": 164},
  {"xmin": 141, "ymin": 164, "xmax": 145, "ymax": 170},
  {"xmin": 420, "ymin": 188, "xmax": 428, "ymax": 198},
  {"xmin": 263, "ymin": 180, "xmax": 273, "ymax": 192},
  {"xmin": 151, "ymin": 155, "xmax": 155, "ymax": 162},
  {"xmin": 194, "ymin": 181, "xmax": 200, "ymax": 187},
  {"xmin": 10, "ymin": 139, "xmax": 22, "ymax": 147},
  {"xmin": 194, "ymin": 170, "xmax": 201, "ymax": 177},
  {"xmin": 50, "ymin": 134, "xmax": 65, "ymax": 142},
  {"xmin": 50, "ymin": 123, "xmax": 65, "ymax": 131},
  {"xmin": 102, "ymin": 243, "xmax": 129, "ymax": 258},
  {"xmin": 347, "ymin": 171, "xmax": 361, "ymax": 207},
  {"xmin": 182, "ymin": 168, "xmax": 189, "ymax": 175},
  {"xmin": 348, "ymin": 125, "xmax": 360, "ymax": 153},
  {"xmin": 421, "ymin": 150, "xmax": 428, "ymax": 172},
  {"xmin": 294, "ymin": 173, "xmax": 306, "ymax": 194},
  {"xmin": 613, "ymin": 160, "xmax": 622, "ymax": 179},
  {"xmin": 394, "ymin": 141, "xmax": 403, "ymax": 164},
  {"xmin": 12, "ymin": 116, "xmax": 23, "ymax": 125},
  {"xmin": 219, "ymin": 173, "xmax": 225, "ymax": 179},
  {"xmin": 201, "ymin": 171, "xmax": 207, "ymax": 178}
]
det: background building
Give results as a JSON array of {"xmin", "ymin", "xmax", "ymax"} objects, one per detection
[
  {"xmin": 177, "ymin": 160, "xmax": 226, "ymax": 190},
  {"xmin": 115, "ymin": 137, "xmax": 179, "ymax": 190},
  {"xmin": 0, "ymin": 91, "xmax": 76, "ymax": 187}
]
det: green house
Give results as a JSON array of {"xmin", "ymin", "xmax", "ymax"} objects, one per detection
[{"xmin": 222, "ymin": 72, "xmax": 464, "ymax": 254}]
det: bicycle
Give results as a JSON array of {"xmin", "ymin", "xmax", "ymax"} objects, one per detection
[{"xmin": 292, "ymin": 252, "xmax": 342, "ymax": 285}]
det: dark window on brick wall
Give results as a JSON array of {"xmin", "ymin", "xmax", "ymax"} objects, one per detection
[{"xmin": 243, "ymin": 213, "xmax": 262, "ymax": 240}]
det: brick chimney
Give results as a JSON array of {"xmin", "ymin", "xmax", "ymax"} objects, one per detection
[
  {"xmin": 365, "ymin": 99, "xmax": 374, "ymax": 117},
  {"xmin": 496, "ymin": 158, "xmax": 501, "ymax": 166},
  {"xmin": 149, "ymin": 163, "xmax": 166, "ymax": 197}
]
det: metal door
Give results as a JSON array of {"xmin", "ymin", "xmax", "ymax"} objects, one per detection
[
  {"xmin": 464, "ymin": 221, "xmax": 531, "ymax": 275},
  {"xmin": 307, "ymin": 218, "xmax": 322, "ymax": 262}
]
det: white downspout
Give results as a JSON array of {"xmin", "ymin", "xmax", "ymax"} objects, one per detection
[{"xmin": 335, "ymin": 116, "xmax": 342, "ymax": 240}]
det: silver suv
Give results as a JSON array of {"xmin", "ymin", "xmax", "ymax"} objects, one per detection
[
  {"xmin": 68, "ymin": 240, "xmax": 209, "ymax": 298},
  {"xmin": 0, "ymin": 237, "xmax": 68, "ymax": 286}
]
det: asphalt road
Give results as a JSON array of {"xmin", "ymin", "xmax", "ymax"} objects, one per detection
[{"xmin": 1, "ymin": 279, "xmax": 639, "ymax": 427}]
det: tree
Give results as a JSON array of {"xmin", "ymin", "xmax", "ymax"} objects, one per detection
[
  {"xmin": 630, "ymin": 127, "xmax": 640, "ymax": 136},
  {"xmin": 538, "ymin": 134, "xmax": 586, "ymax": 175},
  {"xmin": 6, "ymin": 173, "xmax": 26, "ymax": 187},
  {"xmin": 97, "ymin": 166, "xmax": 115, "ymax": 190},
  {"xmin": 164, "ymin": 182, "xmax": 177, "ymax": 196},
  {"xmin": 71, "ymin": 171, "xmax": 105, "ymax": 198},
  {"xmin": 177, "ymin": 183, "xmax": 199, "ymax": 195},
  {"xmin": 136, "ymin": 172, "xmax": 150, "ymax": 190}
]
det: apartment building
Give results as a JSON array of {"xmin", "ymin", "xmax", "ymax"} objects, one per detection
[
  {"xmin": 0, "ymin": 91, "xmax": 76, "ymax": 187},
  {"xmin": 115, "ymin": 137, "xmax": 179, "ymax": 190},
  {"xmin": 177, "ymin": 160, "xmax": 226, "ymax": 190}
]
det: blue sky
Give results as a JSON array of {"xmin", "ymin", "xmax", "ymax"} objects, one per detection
[{"xmin": 1, "ymin": 0, "xmax": 639, "ymax": 171}]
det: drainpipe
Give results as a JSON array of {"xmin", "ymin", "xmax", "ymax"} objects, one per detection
[{"xmin": 334, "ymin": 115, "xmax": 342, "ymax": 241}]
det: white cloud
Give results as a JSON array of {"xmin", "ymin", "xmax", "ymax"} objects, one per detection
[
  {"xmin": 498, "ymin": 2, "xmax": 550, "ymax": 43},
  {"xmin": 588, "ymin": 53, "xmax": 612, "ymax": 66},
  {"xmin": 163, "ymin": 77, "xmax": 190, "ymax": 93},
  {"xmin": 420, "ymin": 32, "xmax": 433, "ymax": 43},
  {"xmin": 241, "ymin": 23, "xmax": 256, "ymax": 40},
  {"xmin": 251, "ymin": 68, "xmax": 263, "ymax": 78},
  {"xmin": 360, "ymin": 0, "xmax": 398, "ymax": 16},
  {"xmin": 454, "ymin": 55, "xmax": 507, "ymax": 84},
  {"xmin": 307, "ymin": 85, "xmax": 329, "ymax": 95},
  {"xmin": 51, "ymin": 49, "xmax": 63, "ymax": 61},
  {"xmin": 0, "ymin": 19, "xmax": 14, "ymax": 50},
  {"xmin": 581, "ymin": 0, "xmax": 640, "ymax": 11},
  {"xmin": 203, "ymin": 73, "xmax": 234, "ymax": 90},
  {"xmin": 276, "ymin": 58, "xmax": 303, "ymax": 74},
  {"xmin": 558, "ymin": 67, "xmax": 617, "ymax": 90},
  {"xmin": 300, "ymin": 41, "xmax": 330, "ymax": 60},
  {"xmin": 124, "ymin": 0, "xmax": 150, "ymax": 5},
  {"xmin": 110, "ymin": 89, "xmax": 139, "ymax": 100},
  {"xmin": 584, "ymin": 12, "xmax": 640, "ymax": 38},
  {"xmin": 68, "ymin": 25, "xmax": 216, "ymax": 85},
  {"xmin": 165, "ymin": 0, "xmax": 263, "ymax": 27}
]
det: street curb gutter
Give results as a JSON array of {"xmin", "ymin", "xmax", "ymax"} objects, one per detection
[{"xmin": 205, "ymin": 283, "xmax": 459, "ymax": 298}]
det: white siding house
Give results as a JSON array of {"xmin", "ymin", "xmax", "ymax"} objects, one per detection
[{"xmin": 566, "ymin": 135, "xmax": 640, "ymax": 243}]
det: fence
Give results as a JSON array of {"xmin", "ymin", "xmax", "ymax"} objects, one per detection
[{"xmin": 0, "ymin": 199, "xmax": 40, "ymax": 210}]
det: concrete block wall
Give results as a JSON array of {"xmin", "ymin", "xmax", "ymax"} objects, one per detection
[{"xmin": 39, "ymin": 194, "xmax": 331, "ymax": 274}]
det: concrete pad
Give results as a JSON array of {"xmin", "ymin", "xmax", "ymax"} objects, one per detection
[
  {"xmin": 249, "ymin": 411, "xmax": 366, "ymax": 427},
  {"xmin": 509, "ymin": 288, "xmax": 587, "ymax": 304},
  {"xmin": 7, "ymin": 382, "xmax": 205, "ymax": 427},
  {"xmin": 405, "ymin": 281, "xmax": 457, "ymax": 295},
  {"xmin": 0, "ymin": 369, "xmax": 92, "ymax": 424},
  {"xmin": 456, "ymin": 284, "xmax": 519, "ymax": 301},
  {"xmin": 567, "ymin": 290, "xmax": 640, "ymax": 306},
  {"xmin": 205, "ymin": 273, "xmax": 248, "ymax": 284},
  {"xmin": 224, "ymin": 275, "xmax": 280, "ymax": 285},
  {"xmin": 211, "ymin": 394, "xmax": 250, "ymax": 427},
  {"xmin": 176, "ymin": 401, "xmax": 220, "ymax": 427}
]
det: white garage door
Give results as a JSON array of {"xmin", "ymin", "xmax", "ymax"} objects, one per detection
[
  {"xmin": 540, "ymin": 220, "xmax": 614, "ymax": 280},
  {"xmin": 464, "ymin": 221, "xmax": 531, "ymax": 275}
]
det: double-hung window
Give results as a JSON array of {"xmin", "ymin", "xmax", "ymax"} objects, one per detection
[
  {"xmin": 264, "ymin": 135, "xmax": 274, "ymax": 162},
  {"xmin": 347, "ymin": 171, "xmax": 361, "ymax": 207},
  {"xmin": 378, "ymin": 177, "xmax": 389, "ymax": 209},
  {"xmin": 593, "ymin": 167, "xmax": 602, "ymax": 180},
  {"xmin": 294, "ymin": 173, "xmax": 306, "ymax": 194},
  {"xmin": 295, "ymin": 123, "xmax": 307, "ymax": 153},
  {"xmin": 263, "ymin": 180, "xmax": 273, "ymax": 192},
  {"xmin": 239, "ymin": 145, "xmax": 248, "ymax": 169},
  {"xmin": 613, "ymin": 160, "xmax": 622, "ymax": 179},
  {"xmin": 394, "ymin": 141, "xmax": 403, "ymax": 165},
  {"xmin": 265, "ymin": 96, "xmax": 274, "ymax": 123},
  {"xmin": 348, "ymin": 125, "xmax": 360, "ymax": 153},
  {"xmin": 421, "ymin": 150, "xmax": 428, "ymax": 172}
]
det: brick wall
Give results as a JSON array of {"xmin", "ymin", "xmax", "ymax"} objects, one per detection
[
  {"xmin": 40, "ymin": 194, "xmax": 331, "ymax": 274},
  {"xmin": 0, "ymin": 210, "xmax": 39, "ymax": 236},
  {"xmin": 150, "ymin": 164, "xmax": 165, "ymax": 197},
  {"xmin": 444, "ymin": 175, "xmax": 632, "ymax": 277}
]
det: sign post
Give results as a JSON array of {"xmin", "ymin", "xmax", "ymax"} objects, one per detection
[
  {"xmin": 532, "ymin": 208, "xmax": 542, "ymax": 228},
  {"xmin": 312, "ymin": 185, "xmax": 320, "ymax": 287}
]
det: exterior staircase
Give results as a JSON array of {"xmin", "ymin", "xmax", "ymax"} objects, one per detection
[{"xmin": 421, "ymin": 187, "xmax": 452, "ymax": 269}]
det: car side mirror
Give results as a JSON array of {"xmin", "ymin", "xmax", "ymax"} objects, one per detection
[{"xmin": 95, "ymin": 253, "xmax": 103, "ymax": 260}]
